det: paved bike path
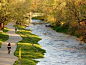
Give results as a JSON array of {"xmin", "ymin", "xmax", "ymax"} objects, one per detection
[{"xmin": 0, "ymin": 23, "xmax": 22, "ymax": 65}]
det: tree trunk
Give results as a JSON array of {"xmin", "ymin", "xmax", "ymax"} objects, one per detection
[
  {"xmin": 0, "ymin": 22, "xmax": 4, "ymax": 30},
  {"xmin": 1, "ymin": 22, "xmax": 4, "ymax": 29}
]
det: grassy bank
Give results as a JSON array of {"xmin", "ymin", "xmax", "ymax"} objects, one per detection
[
  {"xmin": 52, "ymin": 25, "xmax": 86, "ymax": 43},
  {"xmin": 14, "ymin": 25, "xmax": 46, "ymax": 65},
  {"xmin": 52, "ymin": 25, "xmax": 69, "ymax": 33},
  {"xmin": 0, "ymin": 27, "xmax": 9, "ymax": 48}
]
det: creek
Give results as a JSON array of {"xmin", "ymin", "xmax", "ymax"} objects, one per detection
[{"xmin": 26, "ymin": 19, "xmax": 86, "ymax": 65}]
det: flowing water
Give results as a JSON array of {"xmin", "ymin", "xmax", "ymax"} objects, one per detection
[{"xmin": 26, "ymin": 20, "xmax": 86, "ymax": 65}]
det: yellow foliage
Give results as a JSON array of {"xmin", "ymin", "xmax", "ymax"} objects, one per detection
[{"xmin": 61, "ymin": 22, "xmax": 65, "ymax": 25}]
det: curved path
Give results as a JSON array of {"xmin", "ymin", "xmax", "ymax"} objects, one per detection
[
  {"xmin": 0, "ymin": 23, "xmax": 22, "ymax": 65},
  {"xmin": 26, "ymin": 24, "xmax": 86, "ymax": 65}
]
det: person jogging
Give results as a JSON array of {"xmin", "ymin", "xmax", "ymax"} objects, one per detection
[
  {"xmin": 15, "ymin": 27, "xmax": 17, "ymax": 32},
  {"xmin": 7, "ymin": 43, "xmax": 11, "ymax": 54}
]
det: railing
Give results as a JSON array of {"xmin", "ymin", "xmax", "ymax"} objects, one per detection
[{"xmin": 25, "ymin": 12, "xmax": 45, "ymax": 23}]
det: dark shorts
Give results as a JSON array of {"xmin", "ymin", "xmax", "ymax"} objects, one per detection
[{"xmin": 8, "ymin": 47, "xmax": 11, "ymax": 50}]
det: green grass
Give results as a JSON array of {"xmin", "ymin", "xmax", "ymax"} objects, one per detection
[
  {"xmin": 52, "ymin": 24, "xmax": 86, "ymax": 43},
  {"xmin": 2, "ymin": 27, "xmax": 10, "ymax": 33},
  {"xmin": 52, "ymin": 25, "xmax": 69, "ymax": 33},
  {"xmin": 14, "ymin": 25, "xmax": 46, "ymax": 65},
  {"xmin": 0, "ymin": 27, "xmax": 9, "ymax": 48}
]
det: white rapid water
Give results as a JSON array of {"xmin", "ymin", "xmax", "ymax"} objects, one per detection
[{"xmin": 26, "ymin": 20, "xmax": 86, "ymax": 65}]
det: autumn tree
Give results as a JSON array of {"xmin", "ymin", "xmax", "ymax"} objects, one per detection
[{"xmin": 0, "ymin": 0, "xmax": 10, "ymax": 30}]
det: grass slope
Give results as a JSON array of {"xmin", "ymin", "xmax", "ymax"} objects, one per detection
[
  {"xmin": 14, "ymin": 25, "xmax": 46, "ymax": 65},
  {"xmin": 0, "ymin": 27, "xmax": 9, "ymax": 48},
  {"xmin": 52, "ymin": 25, "xmax": 86, "ymax": 42}
]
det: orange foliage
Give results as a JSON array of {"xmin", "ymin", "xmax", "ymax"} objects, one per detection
[{"xmin": 80, "ymin": 21, "xmax": 86, "ymax": 26}]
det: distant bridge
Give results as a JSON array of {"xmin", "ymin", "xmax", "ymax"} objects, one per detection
[
  {"xmin": 25, "ymin": 12, "xmax": 45, "ymax": 23},
  {"xmin": 27, "ymin": 12, "xmax": 45, "ymax": 17}
]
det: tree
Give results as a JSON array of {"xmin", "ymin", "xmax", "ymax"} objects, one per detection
[{"xmin": 0, "ymin": 0, "xmax": 9, "ymax": 30}]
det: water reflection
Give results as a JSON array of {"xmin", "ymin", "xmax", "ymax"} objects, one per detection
[{"xmin": 32, "ymin": 19, "xmax": 40, "ymax": 22}]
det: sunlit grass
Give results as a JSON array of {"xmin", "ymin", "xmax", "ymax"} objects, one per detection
[
  {"xmin": 18, "ymin": 43, "xmax": 42, "ymax": 48},
  {"xmin": 0, "ymin": 27, "xmax": 9, "ymax": 48},
  {"xmin": 2, "ymin": 27, "xmax": 10, "ymax": 33},
  {"xmin": 14, "ymin": 25, "xmax": 46, "ymax": 65}
]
